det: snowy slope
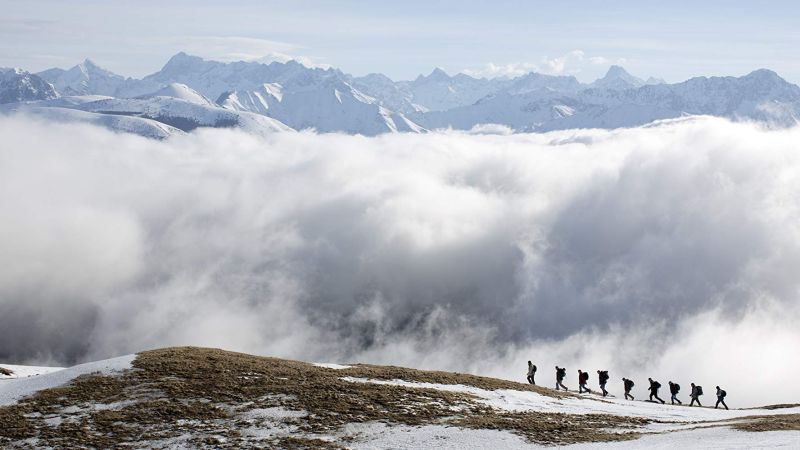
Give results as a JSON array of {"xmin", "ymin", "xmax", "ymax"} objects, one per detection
[
  {"xmin": 73, "ymin": 96, "xmax": 290, "ymax": 132},
  {"xmin": 0, "ymin": 104, "xmax": 182, "ymax": 139},
  {"xmin": 219, "ymin": 77, "xmax": 424, "ymax": 135},
  {"xmin": 136, "ymin": 82, "xmax": 215, "ymax": 106},
  {"xmin": 0, "ymin": 355, "xmax": 133, "ymax": 406}
]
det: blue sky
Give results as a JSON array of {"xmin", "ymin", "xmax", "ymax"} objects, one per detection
[{"xmin": 2, "ymin": 0, "xmax": 799, "ymax": 83}]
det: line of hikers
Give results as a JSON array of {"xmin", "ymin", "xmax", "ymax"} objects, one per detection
[{"xmin": 526, "ymin": 361, "xmax": 729, "ymax": 409}]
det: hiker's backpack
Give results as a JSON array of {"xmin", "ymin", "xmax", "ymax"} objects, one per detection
[
  {"xmin": 675, "ymin": 383, "xmax": 680, "ymax": 392},
  {"xmin": 532, "ymin": 365, "xmax": 537, "ymax": 372},
  {"xmin": 653, "ymin": 381, "xmax": 661, "ymax": 389},
  {"xmin": 602, "ymin": 371, "xmax": 609, "ymax": 382},
  {"xmin": 696, "ymin": 386, "xmax": 703, "ymax": 396},
  {"xmin": 581, "ymin": 372, "xmax": 589, "ymax": 382},
  {"xmin": 558, "ymin": 368, "xmax": 566, "ymax": 378},
  {"xmin": 719, "ymin": 389, "xmax": 726, "ymax": 398},
  {"xmin": 627, "ymin": 379, "xmax": 635, "ymax": 389}
]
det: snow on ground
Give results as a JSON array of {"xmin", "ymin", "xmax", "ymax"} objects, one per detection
[
  {"xmin": 569, "ymin": 426, "xmax": 800, "ymax": 449},
  {"xmin": 344, "ymin": 422, "xmax": 535, "ymax": 449},
  {"xmin": 0, "ymin": 354, "xmax": 135, "ymax": 406},
  {"xmin": 313, "ymin": 363, "xmax": 352, "ymax": 370},
  {"xmin": 0, "ymin": 364, "xmax": 63, "ymax": 379},
  {"xmin": 343, "ymin": 421, "xmax": 800, "ymax": 449},
  {"xmin": 340, "ymin": 377, "xmax": 800, "ymax": 424}
]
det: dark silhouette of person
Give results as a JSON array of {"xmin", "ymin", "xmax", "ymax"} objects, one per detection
[
  {"xmin": 715, "ymin": 386, "xmax": 729, "ymax": 410},
  {"xmin": 597, "ymin": 370, "xmax": 609, "ymax": 397},
  {"xmin": 668, "ymin": 381, "xmax": 682, "ymax": 405},
  {"xmin": 527, "ymin": 361, "xmax": 537, "ymax": 385},
  {"xmin": 648, "ymin": 378, "xmax": 665, "ymax": 404},
  {"xmin": 622, "ymin": 378, "xmax": 635, "ymax": 400},
  {"xmin": 555, "ymin": 366, "xmax": 568, "ymax": 391},
  {"xmin": 578, "ymin": 370, "xmax": 591, "ymax": 393},
  {"xmin": 690, "ymin": 383, "xmax": 703, "ymax": 407}
]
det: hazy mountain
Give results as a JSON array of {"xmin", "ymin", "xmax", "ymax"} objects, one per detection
[{"xmin": 414, "ymin": 68, "xmax": 800, "ymax": 131}]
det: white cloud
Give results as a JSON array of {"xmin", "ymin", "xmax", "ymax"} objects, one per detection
[
  {"xmin": 589, "ymin": 56, "xmax": 610, "ymax": 65},
  {"xmin": 1, "ymin": 116, "xmax": 800, "ymax": 407},
  {"xmin": 462, "ymin": 62, "xmax": 541, "ymax": 78},
  {"xmin": 462, "ymin": 50, "xmax": 616, "ymax": 78}
]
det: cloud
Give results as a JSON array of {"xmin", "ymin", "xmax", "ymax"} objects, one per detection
[
  {"xmin": 462, "ymin": 62, "xmax": 540, "ymax": 79},
  {"xmin": 462, "ymin": 50, "xmax": 616, "ymax": 78},
  {"xmin": 541, "ymin": 50, "xmax": 585, "ymax": 74},
  {"xmin": 1, "ymin": 116, "xmax": 800, "ymax": 407}
]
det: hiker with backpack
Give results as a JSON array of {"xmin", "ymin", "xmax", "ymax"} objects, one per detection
[
  {"xmin": 578, "ymin": 370, "xmax": 591, "ymax": 393},
  {"xmin": 648, "ymin": 378, "xmax": 665, "ymax": 404},
  {"xmin": 555, "ymin": 366, "xmax": 568, "ymax": 391},
  {"xmin": 622, "ymin": 378, "xmax": 635, "ymax": 400},
  {"xmin": 597, "ymin": 370, "xmax": 610, "ymax": 397},
  {"xmin": 690, "ymin": 383, "xmax": 703, "ymax": 406},
  {"xmin": 668, "ymin": 381, "xmax": 682, "ymax": 405},
  {"xmin": 715, "ymin": 386, "xmax": 729, "ymax": 410},
  {"xmin": 527, "ymin": 361, "xmax": 537, "ymax": 385}
]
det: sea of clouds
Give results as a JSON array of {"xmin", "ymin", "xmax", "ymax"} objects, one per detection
[{"xmin": 1, "ymin": 115, "xmax": 799, "ymax": 406}]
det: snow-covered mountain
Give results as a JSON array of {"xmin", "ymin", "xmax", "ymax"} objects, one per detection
[
  {"xmin": 219, "ymin": 78, "xmax": 424, "ymax": 135},
  {"xmin": 589, "ymin": 65, "xmax": 646, "ymax": 91},
  {"xmin": 413, "ymin": 68, "xmax": 800, "ymax": 131},
  {"xmin": 0, "ymin": 68, "xmax": 59, "ymax": 104},
  {"xmin": 14, "ymin": 53, "xmax": 800, "ymax": 137},
  {"xmin": 37, "ymin": 59, "xmax": 135, "ymax": 97}
]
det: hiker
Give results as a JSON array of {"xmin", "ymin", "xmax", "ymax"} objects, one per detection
[
  {"xmin": 648, "ymin": 378, "xmax": 665, "ymax": 404},
  {"xmin": 527, "ymin": 361, "xmax": 537, "ymax": 385},
  {"xmin": 578, "ymin": 370, "xmax": 591, "ymax": 393},
  {"xmin": 668, "ymin": 381, "xmax": 682, "ymax": 405},
  {"xmin": 622, "ymin": 378, "xmax": 635, "ymax": 400},
  {"xmin": 690, "ymin": 383, "xmax": 703, "ymax": 407},
  {"xmin": 555, "ymin": 366, "xmax": 568, "ymax": 391},
  {"xmin": 715, "ymin": 386, "xmax": 729, "ymax": 410},
  {"xmin": 597, "ymin": 370, "xmax": 610, "ymax": 397}
]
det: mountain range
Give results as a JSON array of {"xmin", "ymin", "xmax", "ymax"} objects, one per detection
[{"xmin": 1, "ymin": 53, "xmax": 799, "ymax": 138}]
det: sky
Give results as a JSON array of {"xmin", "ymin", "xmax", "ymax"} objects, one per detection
[{"xmin": 2, "ymin": 0, "xmax": 800, "ymax": 83}]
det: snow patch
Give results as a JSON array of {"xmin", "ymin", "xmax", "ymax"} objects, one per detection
[{"xmin": 0, "ymin": 354, "xmax": 135, "ymax": 406}]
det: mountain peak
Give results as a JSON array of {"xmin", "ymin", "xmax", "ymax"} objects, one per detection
[
  {"xmin": 745, "ymin": 68, "xmax": 781, "ymax": 81},
  {"xmin": 591, "ymin": 65, "xmax": 645, "ymax": 89},
  {"xmin": 604, "ymin": 65, "xmax": 632, "ymax": 79},
  {"xmin": 417, "ymin": 67, "xmax": 450, "ymax": 83}
]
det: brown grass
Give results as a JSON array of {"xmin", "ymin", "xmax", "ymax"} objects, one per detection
[
  {"xmin": 0, "ymin": 346, "xmax": 649, "ymax": 448},
  {"xmin": 732, "ymin": 414, "xmax": 800, "ymax": 432}
]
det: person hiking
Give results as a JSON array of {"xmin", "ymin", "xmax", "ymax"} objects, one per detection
[
  {"xmin": 689, "ymin": 383, "xmax": 703, "ymax": 407},
  {"xmin": 597, "ymin": 370, "xmax": 610, "ymax": 397},
  {"xmin": 622, "ymin": 378, "xmax": 635, "ymax": 400},
  {"xmin": 648, "ymin": 378, "xmax": 665, "ymax": 404},
  {"xmin": 715, "ymin": 386, "xmax": 729, "ymax": 410},
  {"xmin": 555, "ymin": 366, "xmax": 568, "ymax": 391},
  {"xmin": 578, "ymin": 370, "xmax": 591, "ymax": 393},
  {"xmin": 668, "ymin": 381, "xmax": 682, "ymax": 405},
  {"xmin": 527, "ymin": 361, "xmax": 537, "ymax": 385}
]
